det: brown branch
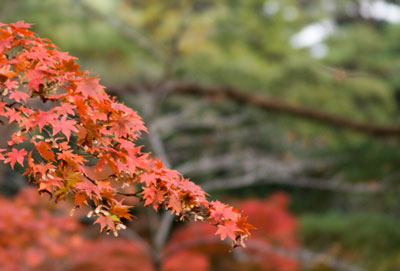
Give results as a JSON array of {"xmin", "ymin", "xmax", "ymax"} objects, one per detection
[
  {"xmin": 108, "ymin": 81, "xmax": 400, "ymax": 138},
  {"xmin": 176, "ymin": 154, "xmax": 390, "ymax": 193},
  {"xmin": 176, "ymin": 152, "xmax": 309, "ymax": 176},
  {"xmin": 116, "ymin": 190, "xmax": 141, "ymax": 198},
  {"xmin": 202, "ymin": 174, "xmax": 387, "ymax": 194},
  {"xmin": 171, "ymin": 82, "xmax": 400, "ymax": 138}
]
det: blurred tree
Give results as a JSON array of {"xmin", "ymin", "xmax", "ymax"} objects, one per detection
[{"xmin": 1, "ymin": 0, "xmax": 400, "ymax": 270}]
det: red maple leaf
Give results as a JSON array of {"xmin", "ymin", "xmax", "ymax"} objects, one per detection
[
  {"xmin": 111, "ymin": 201, "xmax": 133, "ymax": 220},
  {"xmin": 10, "ymin": 21, "xmax": 32, "ymax": 29},
  {"xmin": 74, "ymin": 192, "xmax": 87, "ymax": 207},
  {"xmin": 168, "ymin": 192, "xmax": 182, "ymax": 215},
  {"xmin": 76, "ymin": 76, "xmax": 106, "ymax": 101},
  {"xmin": 142, "ymin": 186, "xmax": 165, "ymax": 210},
  {"xmin": 9, "ymin": 90, "xmax": 29, "ymax": 102},
  {"xmin": 210, "ymin": 201, "xmax": 228, "ymax": 221},
  {"xmin": 0, "ymin": 68, "xmax": 17, "ymax": 79},
  {"xmin": 34, "ymin": 141, "xmax": 56, "ymax": 162},
  {"xmin": 215, "ymin": 221, "xmax": 241, "ymax": 241},
  {"xmin": 4, "ymin": 107, "xmax": 21, "ymax": 124},
  {"xmin": 52, "ymin": 116, "xmax": 78, "ymax": 140},
  {"xmin": 75, "ymin": 178, "xmax": 101, "ymax": 198},
  {"xmin": 34, "ymin": 110, "xmax": 54, "ymax": 131},
  {"xmin": 4, "ymin": 148, "xmax": 27, "ymax": 169},
  {"xmin": 55, "ymin": 103, "xmax": 76, "ymax": 116},
  {"xmin": 8, "ymin": 132, "xmax": 27, "ymax": 146},
  {"xmin": 26, "ymin": 69, "xmax": 45, "ymax": 91},
  {"xmin": 94, "ymin": 215, "xmax": 115, "ymax": 232},
  {"xmin": 4, "ymin": 79, "xmax": 18, "ymax": 90},
  {"xmin": 141, "ymin": 172, "xmax": 157, "ymax": 186}
]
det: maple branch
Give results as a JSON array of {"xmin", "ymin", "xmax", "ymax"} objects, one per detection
[
  {"xmin": 116, "ymin": 190, "xmax": 141, "ymax": 198},
  {"xmin": 41, "ymin": 127, "xmax": 53, "ymax": 138},
  {"xmin": 109, "ymin": 82, "xmax": 400, "ymax": 139},
  {"xmin": 0, "ymin": 22, "xmax": 254, "ymax": 265}
]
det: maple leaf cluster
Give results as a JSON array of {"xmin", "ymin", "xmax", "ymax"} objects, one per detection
[
  {"xmin": 167, "ymin": 193, "xmax": 299, "ymax": 270},
  {"xmin": 0, "ymin": 21, "xmax": 253, "ymax": 246}
]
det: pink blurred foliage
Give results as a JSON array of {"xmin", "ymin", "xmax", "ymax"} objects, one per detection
[{"xmin": 0, "ymin": 188, "xmax": 299, "ymax": 271}]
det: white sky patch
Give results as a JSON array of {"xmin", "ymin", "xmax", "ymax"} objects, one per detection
[
  {"xmin": 287, "ymin": 1, "xmax": 400, "ymax": 58},
  {"xmin": 361, "ymin": 0, "xmax": 400, "ymax": 23},
  {"xmin": 289, "ymin": 20, "xmax": 334, "ymax": 59},
  {"xmin": 290, "ymin": 20, "xmax": 335, "ymax": 48}
]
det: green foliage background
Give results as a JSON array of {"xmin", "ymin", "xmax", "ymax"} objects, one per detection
[{"xmin": 2, "ymin": 0, "xmax": 400, "ymax": 270}]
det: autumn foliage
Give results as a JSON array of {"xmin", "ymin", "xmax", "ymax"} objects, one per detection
[
  {"xmin": 0, "ymin": 188, "xmax": 298, "ymax": 271},
  {"xmin": 0, "ymin": 21, "xmax": 253, "ymax": 246},
  {"xmin": 0, "ymin": 188, "xmax": 81, "ymax": 270}
]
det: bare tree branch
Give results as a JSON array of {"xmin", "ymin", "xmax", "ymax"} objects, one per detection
[
  {"xmin": 201, "ymin": 171, "xmax": 386, "ymax": 194},
  {"xmin": 171, "ymin": 82, "xmax": 400, "ymax": 138},
  {"xmin": 177, "ymin": 152, "xmax": 310, "ymax": 177},
  {"xmin": 175, "ymin": 151, "xmax": 387, "ymax": 193},
  {"xmin": 151, "ymin": 112, "xmax": 247, "ymax": 138},
  {"xmin": 109, "ymin": 81, "xmax": 400, "ymax": 139}
]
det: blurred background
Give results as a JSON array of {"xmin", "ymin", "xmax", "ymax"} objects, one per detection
[{"xmin": 1, "ymin": 0, "xmax": 400, "ymax": 270}]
